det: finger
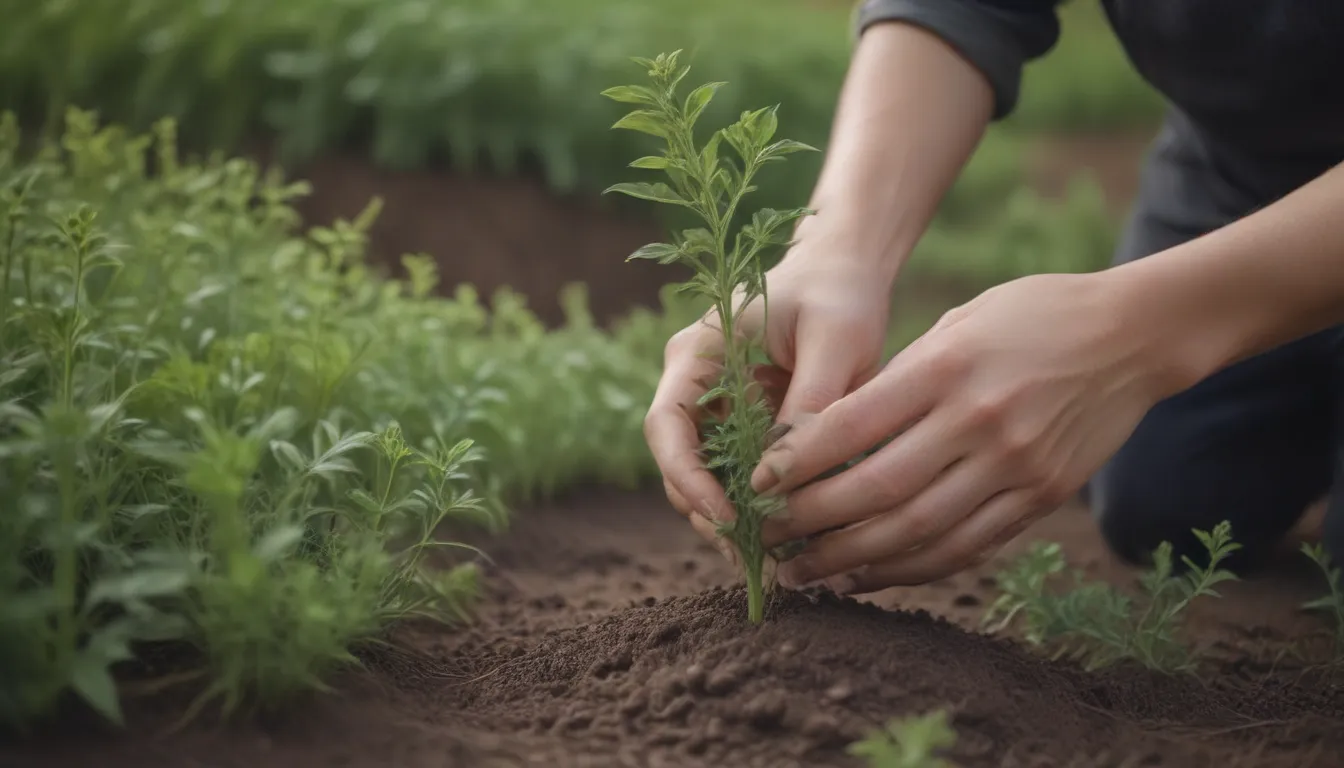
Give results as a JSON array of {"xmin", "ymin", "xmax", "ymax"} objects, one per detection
[
  {"xmin": 750, "ymin": 345, "xmax": 948, "ymax": 495},
  {"xmin": 775, "ymin": 315, "xmax": 876, "ymax": 425},
  {"xmin": 770, "ymin": 450, "xmax": 1002, "ymax": 581},
  {"xmin": 645, "ymin": 328, "xmax": 733, "ymax": 522},
  {"xmin": 690, "ymin": 512, "xmax": 741, "ymax": 570},
  {"xmin": 838, "ymin": 488, "xmax": 1040, "ymax": 592},
  {"xmin": 761, "ymin": 408, "xmax": 969, "ymax": 547}
]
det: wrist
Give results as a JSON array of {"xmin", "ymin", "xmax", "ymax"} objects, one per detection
[
  {"xmin": 1106, "ymin": 248, "xmax": 1248, "ymax": 398},
  {"xmin": 784, "ymin": 208, "xmax": 909, "ymax": 287}
]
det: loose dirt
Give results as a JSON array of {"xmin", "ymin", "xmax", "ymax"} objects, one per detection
[{"xmin": 8, "ymin": 488, "xmax": 1343, "ymax": 768}]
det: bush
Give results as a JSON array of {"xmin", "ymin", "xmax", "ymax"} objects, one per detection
[{"xmin": 0, "ymin": 109, "xmax": 670, "ymax": 730}]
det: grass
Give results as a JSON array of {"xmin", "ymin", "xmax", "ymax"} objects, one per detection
[
  {"xmin": 0, "ymin": 108, "xmax": 678, "ymax": 731},
  {"xmin": 982, "ymin": 522, "xmax": 1241, "ymax": 673},
  {"xmin": 847, "ymin": 709, "xmax": 959, "ymax": 768}
]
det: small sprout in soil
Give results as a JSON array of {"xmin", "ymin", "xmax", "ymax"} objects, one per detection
[
  {"xmin": 981, "ymin": 521, "xmax": 1241, "ymax": 674},
  {"xmin": 847, "ymin": 709, "xmax": 958, "ymax": 768},
  {"xmin": 601, "ymin": 51, "xmax": 818, "ymax": 623},
  {"xmin": 1300, "ymin": 542, "xmax": 1344, "ymax": 660}
]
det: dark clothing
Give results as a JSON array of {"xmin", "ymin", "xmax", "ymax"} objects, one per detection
[{"xmin": 856, "ymin": 1, "xmax": 1344, "ymax": 567}]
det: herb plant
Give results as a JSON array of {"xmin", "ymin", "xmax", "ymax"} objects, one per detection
[
  {"xmin": 1300, "ymin": 543, "xmax": 1344, "ymax": 660},
  {"xmin": 0, "ymin": 108, "xmax": 669, "ymax": 730},
  {"xmin": 847, "ymin": 710, "xmax": 959, "ymax": 768},
  {"xmin": 602, "ymin": 51, "xmax": 818, "ymax": 623},
  {"xmin": 982, "ymin": 522, "xmax": 1241, "ymax": 673}
]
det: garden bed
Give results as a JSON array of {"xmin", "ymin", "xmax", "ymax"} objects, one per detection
[{"xmin": 10, "ymin": 488, "xmax": 1343, "ymax": 768}]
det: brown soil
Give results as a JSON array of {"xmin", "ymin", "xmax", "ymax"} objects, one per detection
[
  {"xmin": 1025, "ymin": 131, "xmax": 1155, "ymax": 217},
  {"xmin": 252, "ymin": 147, "xmax": 676, "ymax": 329},
  {"xmin": 8, "ymin": 489, "xmax": 1343, "ymax": 768}
]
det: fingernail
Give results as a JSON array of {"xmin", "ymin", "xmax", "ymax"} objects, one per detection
[
  {"xmin": 777, "ymin": 558, "xmax": 812, "ymax": 589},
  {"xmin": 823, "ymin": 573, "xmax": 857, "ymax": 596},
  {"xmin": 751, "ymin": 459, "xmax": 784, "ymax": 496}
]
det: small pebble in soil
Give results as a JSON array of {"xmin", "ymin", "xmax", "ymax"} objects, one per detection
[
  {"xmin": 744, "ymin": 691, "xmax": 788, "ymax": 730},
  {"xmin": 801, "ymin": 712, "xmax": 845, "ymax": 746},
  {"xmin": 778, "ymin": 640, "xmax": 800, "ymax": 657},
  {"xmin": 680, "ymin": 663, "xmax": 707, "ymax": 692},
  {"xmin": 642, "ymin": 596, "xmax": 657, "ymax": 607},
  {"xmin": 704, "ymin": 664, "xmax": 743, "ymax": 695},
  {"xmin": 824, "ymin": 682, "xmax": 853, "ymax": 703},
  {"xmin": 656, "ymin": 695, "xmax": 695, "ymax": 723},
  {"xmin": 953, "ymin": 593, "xmax": 982, "ymax": 607}
]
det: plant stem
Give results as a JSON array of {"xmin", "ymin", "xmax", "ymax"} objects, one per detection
[{"xmin": 745, "ymin": 560, "xmax": 764, "ymax": 624}]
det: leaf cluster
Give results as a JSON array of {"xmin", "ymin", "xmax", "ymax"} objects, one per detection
[
  {"xmin": 1300, "ymin": 542, "xmax": 1344, "ymax": 661},
  {"xmin": 982, "ymin": 521, "xmax": 1241, "ymax": 673},
  {"xmin": 847, "ymin": 709, "xmax": 959, "ymax": 768},
  {"xmin": 602, "ymin": 52, "xmax": 817, "ymax": 622},
  {"xmin": 0, "ymin": 108, "xmax": 672, "ymax": 730}
]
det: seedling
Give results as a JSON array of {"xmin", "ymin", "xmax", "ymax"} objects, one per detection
[
  {"xmin": 601, "ymin": 51, "xmax": 818, "ymax": 623},
  {"xmin": 847, "ymin": 709, "xmax": 959, "ymax": 768},
  {"xmin": 1300, "ymin": 543, "xmax": 1344, "ymax": 661},
  {"xmin": 982, "ymin": 521, "xmax": 1241, "ymax": 673}
]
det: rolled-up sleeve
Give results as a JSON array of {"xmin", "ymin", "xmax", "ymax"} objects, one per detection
[{"xmin": 855, "ymin": 0, "xmax": 1063, "ymax": 120}]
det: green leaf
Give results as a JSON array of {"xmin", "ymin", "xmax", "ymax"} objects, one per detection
[
  {"xmin": 626, "ymin": 242, "xmax": 681, "ymax": 264},
  {"xmin": 602, "ymin": 182, "xmax": 689, "ymax": 207},
  {"xmin": 629, "ymin": 155, "xmax": 669, "ymax": 170},
  {"xmin": 679, "ymin": 228, "xmax": 716, "ymax": 257},
  {"xmin": 684, "ymin": 81, "xmax": 725, "ymax": 126},
  {"xmin": 255, "ymin": 525, "xmax": 305, "ymax": 561},
  {"xmin": 611, "ymin": 110, "xmax": 670, "ymax": 138},
  {"xmin": 760, "ymin": 139, "xmax": 818, "ymax": 161},
  {"xmin": 87, "ymin": 568, "xmax": 192, "ymax": 607},
  {"xmin": 600, "ymin": 85, "xmax": 658, "ymax": 105},
  {"xmin": 71, "ymin": 644, "xmax": 126, "ymax": 724}
]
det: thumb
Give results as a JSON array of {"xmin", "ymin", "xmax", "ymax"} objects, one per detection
[{"xmin": 775, "ymin": 316, "xmax": 876, "ymax": 426}]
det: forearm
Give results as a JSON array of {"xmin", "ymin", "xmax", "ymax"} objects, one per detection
[
  {"xmin": 788, "ymin": 21, "xmax": 994, "ymax": 284},
  {"xmin": 1116, "ymin": 161, "xmax": 1344, "ymax": 393}
]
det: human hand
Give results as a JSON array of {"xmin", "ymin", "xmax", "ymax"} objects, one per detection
[
  {"xmin": 753, "ymin": 271, "xmax": 1189, "ymax": 594},
  {"xmin": 643, "ymin": 243, "xmax": 893, "ymax": 559}
]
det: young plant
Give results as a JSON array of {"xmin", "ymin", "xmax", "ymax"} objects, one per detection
[
  {"xmin": 847, "ymin": 709, "xmax": 959, "ymax": 768},
  {"xmin": 982, "ymin": 521, "xmax": 1241, "ymax": 673},
  {"xmin": 1300, "ymin": 542, "xmax": 1344, "ymax": 661},
  {"xmin": 601, "ymin": 51, "xmax": 818, "ymax": 623}
]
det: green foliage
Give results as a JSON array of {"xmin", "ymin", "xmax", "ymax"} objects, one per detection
[
  {"xmin": 1300, "ymin": 543, "xmax": 1344, "ymax": 660},
  {"xmin": 602, "ymin": 52, "xmax": 816, "ymax": 623},
  {"xmin": 0, "ymin": 0, "xmax": 1159, "ymax": 223},
  {"xmin": 982, "ymin": 522, "xmax": 1241, "ymax": 673},
  {"xmin": 847, "ymin": 710, "xmax": 959, "ymax": 768},
  {"xmin": 0, "ymin": 109, "xmax": 668, "ymax": 730},
  {"xmin": 0, "ymin": 0, "xmax": 849, "ymax": 214}
]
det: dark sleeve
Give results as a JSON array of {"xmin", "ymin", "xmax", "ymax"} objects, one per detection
[{"xmin": 854, "ymin": 0, "xmax": 1064, "ymax": 120}]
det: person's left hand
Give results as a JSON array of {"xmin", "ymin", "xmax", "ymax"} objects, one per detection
[{"xmin": 752, "ymin": 271, "xmax": 1193, "ymax": 594}]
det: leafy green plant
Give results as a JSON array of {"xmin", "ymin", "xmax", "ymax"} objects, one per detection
[
  {"xmin": 0, "ymin": 107, "xmax": 670, "ymax": 730},
  {"xmin": 847, "ymin": 709, "xmax": 958, "ymax": 768},
  {"xmin": 1300, "ymin": 542, "xmax": 1344, "ymax": 660},
  {"xmin": 982, "ymin": 521, "xmax": 1241, "ymax": 673},
  {"xmin": 601, "ymin": 51, "xmax": 817, "ymax": 623}
]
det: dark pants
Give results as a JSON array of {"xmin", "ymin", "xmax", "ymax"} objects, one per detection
[{"xmin": 1087, "ymin": 112, "xmax": 1344, "ymax": 572}]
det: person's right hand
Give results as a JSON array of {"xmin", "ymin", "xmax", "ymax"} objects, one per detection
[{"xmin": 643, "ymin": 238, "xmax": 894, "ymax": 558}]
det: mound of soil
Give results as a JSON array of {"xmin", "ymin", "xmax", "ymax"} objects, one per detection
[{"xmin": 9, "ymin": 489, "xmax": 1343, "ymax": 768}]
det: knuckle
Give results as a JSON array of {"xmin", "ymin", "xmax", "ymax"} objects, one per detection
[
  {"xmin": 963, "ymin": 393, "xmax": 1007, "ymax": 430},
  {"xmin": 923, "ymin": 344, "xmax": 971, "ymax": 384}
]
